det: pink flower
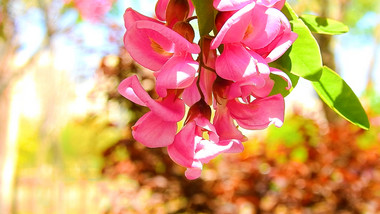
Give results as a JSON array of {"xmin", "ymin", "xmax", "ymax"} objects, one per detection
[
  {"xmin": 223, "ymin": 52, "xmax": 292, "ymax": 100},
  {"xmin": 119, "ymin": 1, "xmax": 296, "ymax": 180},
  {"xmin": 213, "ymin": 77, "xmax": 285, "ymax": 130},
  {"xmin": 243, "ymin": 5, "xmax": 298, "ymax": 62},
  {"xmin": 213, "ymin": 43, "xmax": 278, "ymax": 101},
  {"xmin": 124, "ymin": 9, "xmax": 200, "ymax": 95},
  {"xmin": 118, "ymin": 75, "xmax": 185, "ymax": 148},
  {"xmin": 167, "ymin": 102, "xmax": 243, "ymax": 179},
  {"xmin": 124, "ymin": 10, "xmax": 200, "ymax": 71},
  {"xmin": 213, "ymin": 0, "xmax": 285, "ymax": 11},
  {"xmin": 73, "ymin": 0, "xmax": 114, "ymax": 22},
  {"xmin": 211, "ymin": 3, "xmax": 297, "ymax": 63}
]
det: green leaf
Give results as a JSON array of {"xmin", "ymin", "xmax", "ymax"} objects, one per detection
[
  {"xmin": 191, "ymin": 0, "xmax": 216, "ymax": 36},
  {"xmin": 312, "ymin": 66, "xmax": 370, "ymax": 130},
  {"xmin": 300, "ymin": 14, "xmax": 349, "ymax": 35},
  {"xmin": 281, "ymin": 2, "xmax": 298, "ymax": 21},
  {"xmin": 291, "ymin": 146, "xmax": 308, "ymax": 162},
  {"xmin": 276, "ymin": 3, "xmax": 323, "ymax": 81}
]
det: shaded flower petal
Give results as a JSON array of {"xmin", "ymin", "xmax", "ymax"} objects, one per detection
[
  {"xmin": 228, "ymin": 94, "xmax": 285, "ymax": 129},
  {"xmin": 182, "ymin": 80, "xmax": 201, "ymax": 106},
  {"xmin": 168, "ymin": 121, "xmax": 200, "ymax": 168},
  {"xmin": 132, "ymin": 112, "xmax": 177, "ymax": 148},
  {"xmin": 214, "ymin": 104, "xmax": 246, "ymax": 141}
]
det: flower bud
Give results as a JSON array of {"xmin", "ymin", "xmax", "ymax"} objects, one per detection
[
  {"xmin": 166, "ymin": 0, "xmax": 189, "ymax": 28},
  {"xmin": 185, "ymin": 100, "xmax": 212, "ymax": 124},
  {"xmin": 213, "ymin": 77, "xmax": 232, "ymax": 104},
  {"xmin": 172, "ymin": 21, "xmax": 195, "ymax": 42}
]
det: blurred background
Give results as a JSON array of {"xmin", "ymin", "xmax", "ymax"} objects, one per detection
[{"xmin": 0, "ymin": 0, "xmax": 380, "ymax": 213}]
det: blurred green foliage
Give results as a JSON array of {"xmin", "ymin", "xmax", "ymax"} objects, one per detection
[
  {"xmin": 17, "ymin": 118, "xmax": 41, "ymax": 169},
  {"xmin": 265, "ymin": 113, "xmax": 320, "ymax": 163},
  {"xmin": 17, "ymin": 115, "xmax": 123, "ymax": 179},
  {"xmin": 60, "ymin": 116, "xmax": 123, "ymax": 178}
]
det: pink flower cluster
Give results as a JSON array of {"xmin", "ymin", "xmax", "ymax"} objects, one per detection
[{"xmin": 119, "ymin": 0, "xmax": 297, "ymax": 179}]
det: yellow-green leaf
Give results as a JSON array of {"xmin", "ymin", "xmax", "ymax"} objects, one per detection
[
  {"xmin": 312, "ymin": 66, "xmax": 370, "ymax": 130},
  {"xmin": 300, "ymin": 14, "xmax": 349, "ymax": 35}
]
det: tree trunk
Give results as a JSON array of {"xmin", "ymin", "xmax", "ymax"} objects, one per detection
[
  {"xmin": 316, "ymin": 0, "xmax": 345, "ymax": 126},
  {"xmin": 0, "ymin": 87, "xmax": 17, "ymax": 214}
]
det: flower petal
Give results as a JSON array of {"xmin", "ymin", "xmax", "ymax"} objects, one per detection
[
  {"xmin": 256, "ymin": 0, "xmax": 285, "ymax": 9},
  {"xmin": 214, "ymin": 105, "xmax": 246, "ymax": 141},
  {"xmin": 155, "ymin": 0, "xmax": 170, "ymax": 21},
  {"xmin": 213, "ymin": 0, "xmax": 253, "ymax": 11},
  {"xmin": 124, "ymin": 8, "xmax": 162, "ymax": 30},
  {"xmin": 261, "ymin": 31, "xmax": 298, "ymax": 63},
  {"xmin": 167, "ymin": 121, "xmax": 199, "ymax": 168},
  {"xmin": 182, "ymin": 79, "xmax": 201, "ymax": 106},
  {"xmin": 228, "ymin": 94, "xmax": 285, "ymax": 129},
  {"xmin": 132, "ymin": 112, "xmax": 177, "ymax": 148},
  {"xmin": 135, "ymin": 21, "xmax": 200, "ymax": 53},
  {"xmin": 211, "ymin": 2, "xmax": 255, "ymax": 48},
  {"xmin": 215, "ymin": 43, "xmax": 258, "ymax": 81},
  {"xmin": 194, "ymin": 139, "xmax": 243, "ymax": 163},
  {"xmin": 185, "ymin": 167, "xmax": 202, "ymax": 180},
  {"xmin": 242, "ymin": 6, "xmax": 282, "ymax": 50},
  {"xmin": 200, "ymin": 68, "xmax": 217, "ymax": 105},
  {"xmin": 155, "ymin": 55, "xmax": 199, "ymax": 97},
  {"xmin": 124, "ymin": 24, "xmax": 173, "ymax": 71},
  {"xmin": 118, "ymin": 75, "xmax": 185, "ymax": 121},
  {"xmin": 199, "ymin": 38, "xmax": 217, "ymax": 105}
]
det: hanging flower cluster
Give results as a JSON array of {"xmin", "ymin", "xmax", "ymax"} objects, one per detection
[{"xmin": 118, "ymin": 0, "xmax": 297, "ymax": 179}]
